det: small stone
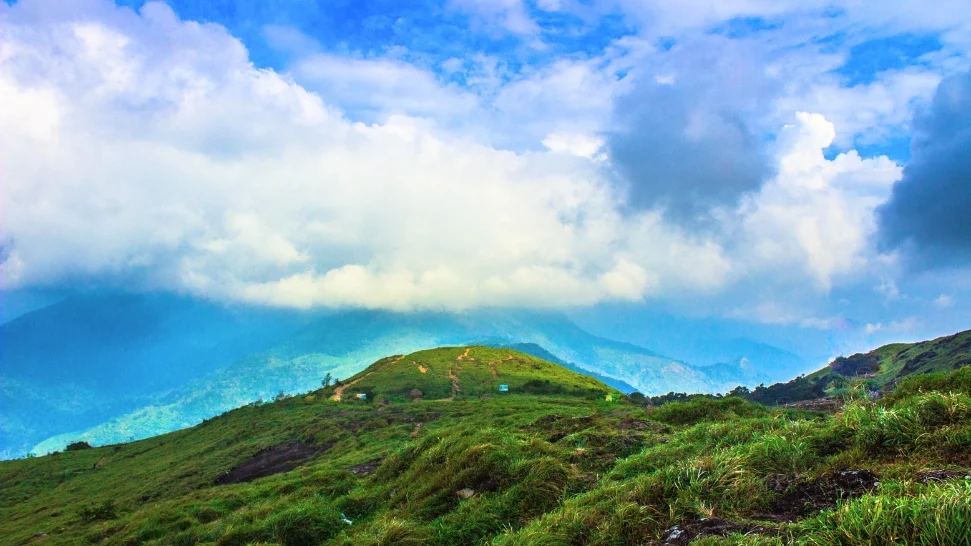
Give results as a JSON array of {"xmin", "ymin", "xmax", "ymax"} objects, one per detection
[{"xmin": 456, "ymin": 488, "xmax": 475, "ymax": 499}]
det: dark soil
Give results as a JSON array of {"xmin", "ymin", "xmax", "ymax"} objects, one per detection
[
  {"xmin": 214, "ymin": 441, "xmax": 325, "ymax": 485},
  {"xmin": 917, "ymin": 469, "xmax": 970, "ymax": 484},
  {"xmin": 348, "ymin": 457, "xmax": 385, "ymax": 476},
  {"xmin": 529, "ymin": 414, "xmax": 595, "ymax": 442},
  {"xmin": 655, "ymin": 518, "xmax": 765, "ymax": 545},
  {"xmin": 761, "ymin": 469, "xmax": 879, "ymax": 521},
  {"xmin": 781, "ymin": 398, "xmax": 842, "ymax": 413},
  {"xmin": 618, "ymin": 418, "xmax": 670, "ymax": 433}
]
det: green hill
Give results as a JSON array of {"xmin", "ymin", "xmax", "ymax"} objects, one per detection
[
  {"xmin": 332, "ymin": 346, "xmax": 617, "ymax": 402},
  {"xmin": 3, "ymin": 345, "xmax": 971, "ymax": 545},
  {"xmin": 728, "ymin": 328, "xmax": 971, "ymax": 407}
]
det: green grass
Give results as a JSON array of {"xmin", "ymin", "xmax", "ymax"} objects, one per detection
[{"xmin": 2, "ymin": 346, "xmax": 971, "ymax": 545}]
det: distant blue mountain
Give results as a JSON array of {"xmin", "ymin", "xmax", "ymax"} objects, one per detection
[
  {"xmin": 1, "ymin": 294, "xmax": 772, "ymax": 459},
  {"xmin": 569, "ymin": 304, "xmax": 816, "ymax": 381}
]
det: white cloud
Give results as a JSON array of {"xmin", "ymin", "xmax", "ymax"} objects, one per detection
[
  {"xmin": 447, "ymin": 0, "xmax": 539, "ymax": 36},
  {"xmin": 739, "ymin": 112, "xmax": 902, "ymax": 290},
  {"xmin": 934, "ymin": 294, "xmax": 954, "ymax": 308},
  {"xmin": 0, "ymin": 0, "xmax": 957, "ymax": 321},
  {"xmin": 0, "ymin": 0, "xmax": 730, "ymax": 311},
  {"xmin": 541, "ymin": 132, "xmax": 604, "ymax": 158},
  {"xmin": 291, "ymin": 52, "xmax": 479, "ymax": 121},
  {"xmin": 864, "ymin": 317, "xmax": 919, "ymax": 335}
]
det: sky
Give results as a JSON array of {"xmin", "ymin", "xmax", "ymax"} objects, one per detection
[{"xmin": 1, "ymin": 0, "xmax": 970, "ymax": 357}]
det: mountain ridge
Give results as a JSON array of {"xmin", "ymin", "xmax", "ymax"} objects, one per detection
[{"xmin": 3, "ymin": 294, "xmax": 765, "ymax": 459}]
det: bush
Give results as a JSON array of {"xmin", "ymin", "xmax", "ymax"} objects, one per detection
[
  {"xmin": 882, "ymin": 367, "xmax": 971, "ymax": 405},
  {"xmin": 66, "ymin": 441, "xmax": 93, "ymax": 451},
  {"xmin": 649, "ymin": 397, "xmax": 767, "ymax": 426}
]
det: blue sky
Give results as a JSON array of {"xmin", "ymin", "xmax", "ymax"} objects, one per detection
[{"xmin": 1, "ymin": 0, "xmax": 970, "ymax": 362}]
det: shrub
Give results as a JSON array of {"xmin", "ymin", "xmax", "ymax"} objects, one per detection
[
  {"xmin": 649, "ymin": 397, "xmax": 767, "ymax": 426},
  {"xmin": 66, "ymin": 441, "xmax": 93, "ymax": 451},
  {"xmin": 882, "ymin": 367, "xmax": 971, "ymax": 405}
]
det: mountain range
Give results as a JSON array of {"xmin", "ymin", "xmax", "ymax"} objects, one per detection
[{"xmin": 0, "ymin": 293, "xmax": 784, "ymax": 459}]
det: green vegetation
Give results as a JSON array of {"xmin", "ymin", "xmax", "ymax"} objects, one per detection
[
  {"xmin": 2, "ymin": 344, "xmax": 971, "ymax": 545},
  {"xmin": 334, "ymin": 346, "xmax": 614, "ymax": 402},
  {"xmin": 634, "ymin": 328, "xmax": 971, "ymax": 410}
]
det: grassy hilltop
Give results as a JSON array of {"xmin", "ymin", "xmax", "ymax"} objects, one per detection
[{"xmin": 2, "ymin": 344, "xmax": 971, "ymax": 545}]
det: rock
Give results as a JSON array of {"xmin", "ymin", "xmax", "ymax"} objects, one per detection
[
  {"xmin": 662, "ymin": 525, "xmax": 685, "ymax": 545},
  {"xmin": 456, "ymin": 488, "xmax": 475, "ymax": 499},
  {"xmin": 409, "ymin": 389, "xmax": 423, "ymax": 400}
]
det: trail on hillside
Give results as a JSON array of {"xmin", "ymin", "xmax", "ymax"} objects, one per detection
[
  {"xmin": 445, "ymin": 367, "xmax": 460, "ymax": 401},
  {"xmin": 440, "ymin": 349, "xmax": 468, "ymax": 401},
  {"xmin": 416, "ymin": 362, "xmax": 428, "ymax": 374},
  {"xmin": 330, "ymin": 373, "xmax": 373, "ymax": 401},
  {"xmin": 488, "ymin": 354, "xmax": 515, "ymax": 378}
]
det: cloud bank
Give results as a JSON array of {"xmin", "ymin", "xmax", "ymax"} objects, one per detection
[{"xmin": 0, "ymin": 0, "xmax": 964, "ymax": 324}]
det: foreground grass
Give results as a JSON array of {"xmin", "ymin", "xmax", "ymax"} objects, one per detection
[{"xmin": 2, "ymin": 348, "xmax": 970, "ymax": 545}]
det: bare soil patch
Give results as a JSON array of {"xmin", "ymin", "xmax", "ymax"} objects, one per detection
[
  {"xmin": 781, "ymin": 398, "xmax": 842, "ymax": 413},
  {"xmin": 215, "ymin": 441, "xmax": 326, "ymax": 485},
  {"xmin": 656, "ymin": 518, "xmax": 766, "ymax": 545},
  {"xmin": 348, "ymin": 457, "xmax": 385, "ymax": 476},
  {"xmin": 917, "ymin": 469, "xmax": 970, "ymax": 484},
  {"xmin": 761, "ymin": 469, "xmax": 879, "ymax": 521}
]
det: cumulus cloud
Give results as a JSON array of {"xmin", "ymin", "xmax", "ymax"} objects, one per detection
[
  {"xmin": 0, "ymin": 0, "xmax": 942, "ymax": 318},
  {"xmin": 740, "ymin": 113, "xmax": 902, "ymax": 290},
  {"xmin": 877, "ymin": 69, "xmax": 971, "ymax": 264},
  {"xmin": 0, "ymin": 0, "xmax": 734, "ymax": 310}
]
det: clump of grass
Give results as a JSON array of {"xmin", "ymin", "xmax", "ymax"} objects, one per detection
[
  {"xmin": 795, "ymin": 481, "xmax": 971, "ymax": 545},
  {"xmin": 648, "ymin": 397, "xmax": 768, "ymax": 426},
  {"xmin": 269, "ymin": 501, "xmax": 346, "ymax": 546},
  {"xmin": 77, "ymin": 500, "xmax": 116, "ymax": 522}
]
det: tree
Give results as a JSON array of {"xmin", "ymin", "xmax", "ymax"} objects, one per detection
[
  {"xmin": 66, "ymin": 441, "xmax": 93, "ymax": 452},
  {"xmin": 322, "ymin": 372, "xmax": 333, "ymax": 388}
]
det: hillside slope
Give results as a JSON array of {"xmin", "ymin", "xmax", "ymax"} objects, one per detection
[
  {"xmin": 736, "ymin": 328, "xmax": 971, "ymax": 406},
  {"xmin": 3, "ymin": 346, "xmax": 971, "ymax": 546},
  {"xmin": 333, "ymin": 346, "xmax": 617, "ymax": 402}
]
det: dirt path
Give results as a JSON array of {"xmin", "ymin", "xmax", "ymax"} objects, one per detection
[
  {"xmin": 457, "ymin": 347, "xmax": 472, "ymax": 361},
  {"xmin": 415, "ymin": 361, "xmax": 427, "ymax": 374},
  {"xmin": 445, "ymin": 367, "xmax": 461, "ymax": 401},
  {"xmin": 330, "ymin": 373, "xmax": 373, "ymax": 401},
  {"xmin": 488, "ymin": 354, "xmax": 514, "ymax": 378}
]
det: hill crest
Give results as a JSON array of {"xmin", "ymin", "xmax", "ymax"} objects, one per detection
[{"xmin": 326, "ymin": 346, "xmax": 616, "ymax": 402}]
